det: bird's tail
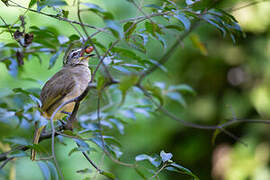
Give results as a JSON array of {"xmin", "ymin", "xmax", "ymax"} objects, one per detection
[{"xmin": 31, "ymin": 125, "xmax": 46, "ymax": 161}]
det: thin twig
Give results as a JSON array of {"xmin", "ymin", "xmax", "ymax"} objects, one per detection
[
  {"xmin": 8, "ymin": 0, "xmax": 105, "ymax": 32},
  {"xmin": 76, "ymin": 143, "xmax": 102, "ymax": 173},
  {"xmin": 36, "ymin": 156, "xmax": 54, "ymax": 161},
  {"xmin": 96, "ymin": 90, "xmax": 134, "ymax": 167},
  {"xmin": 0, "ymin": 16, "xmax": 13, "ymax": 38},
  {"xmin": 131, "ymin": 0, "xmax": 155, "ymax": 24},
  {"xmin": 0, "ymin": 157, "xmax": 14, "ymax": 169},
  {"xmin": 69, "ymin": 22, "xmax": 84, "ymax": 41},
  {"xmin": 50, "ymin": 108, "xmax": 64, "ymax": 180},
  {"xmin": 138, "ymin": 85, "xmax": 270, "ymax": 129},
  {"xmin": 149, "ymin": 162, "xmax": 167, "ymax": 180}
]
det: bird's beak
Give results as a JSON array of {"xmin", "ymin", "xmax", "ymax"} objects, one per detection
[{"xmin": 79, "ymin": 45, "xmax": 95, "ymax": 60}]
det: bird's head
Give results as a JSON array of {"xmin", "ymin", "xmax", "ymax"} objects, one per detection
[{"xmin": 63, "ymin": 46, "xmax": 94, "ymax": 66}]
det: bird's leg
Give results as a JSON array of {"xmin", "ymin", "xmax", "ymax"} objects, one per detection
[{"xmin": 35, "ymin": 121, "xmax": 47, "ymax": 135}]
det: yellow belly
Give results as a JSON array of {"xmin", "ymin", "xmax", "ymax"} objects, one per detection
[{"xmin": 42, "ymin": 101, "xmax": 76, "ymax": 120}]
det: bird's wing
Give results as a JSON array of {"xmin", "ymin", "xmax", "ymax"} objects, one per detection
[{"xmin": 40, "ymin": 68, "xmax": 76, "ymax": 113}]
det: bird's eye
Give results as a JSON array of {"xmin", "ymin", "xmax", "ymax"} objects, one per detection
[{"xmin": 71, "ymin": 52, "xmax": 78, "ymax": 58}]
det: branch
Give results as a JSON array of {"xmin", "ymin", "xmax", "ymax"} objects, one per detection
[
  {"xmin": 0, "ymin": 157, "xmax": 14, "ymax": 169},
  {"xmin": 8, "ymin": 0, "xmax": 105, "ymax": 32},
  {"xmin": 137, "ymin": 84, "xmax": 270, "ymax": 131},
  {"xmin": 76, "ymin": 143, "xmax": 103, "ymax": 174},
  {"xmin": 149, "ymin": 162, "xmax": 168, "ymax": 180}
]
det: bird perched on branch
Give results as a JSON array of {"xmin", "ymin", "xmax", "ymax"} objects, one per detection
[{"xmin": 31, "ymin": 45, "xmax": 94, "ymax": 161}]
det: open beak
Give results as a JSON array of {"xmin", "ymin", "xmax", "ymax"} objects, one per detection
[{"xmin": 79, "ymin": 45, "xmax": 95, "ymax": 60}]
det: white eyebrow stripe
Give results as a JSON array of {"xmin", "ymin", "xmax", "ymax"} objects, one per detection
[
  {"xmin": 69, "ymin": 48, "xmax": 82, "ymax": 58},
  {"xmin": 73, "ymin": 49, "xmax": 82, "ymax": 54}
]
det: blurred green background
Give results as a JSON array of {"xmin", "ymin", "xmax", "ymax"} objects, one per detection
[{"xmin": 1, "ymin": 0, "xmax": 270, "ymax": 180}]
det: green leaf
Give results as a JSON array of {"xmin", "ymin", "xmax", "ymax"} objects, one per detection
[
  {"xmin": 62, "ymin": 9, "xmax": 69, "ymax": 18},
  {"xmin": 119, "ymin": 75, "xmax": 138, "ymax": 96},
  {"xmin": 109, "ymin": 118, "xmax": 125, "ymax": 134},
  {"xmin": 7, "ymin": 58, "xmax": 18, "ymax": 77},
  {"xmin": 166, "ymin": 163, "xmax": 199, "ymax": 180},
  {"xmin": 134, "ymin": 167, "xmax": 148, "ymax": 180},
  {"xmin": 118, "ymin": 75, "xmax": 138, "ymax": 105},
  {"xmin": 166, "ymin": 92, "xmax": 186, "ymax": 107},
  {"xmin": 97, "ymin": 76, "xmax": 106, "ymax": 91},
  {"xmin": 27, "ymin": 144, "xmax": 47, "ymax": 153},
  {"xmin": 74, "ymin": 139, "xmax": 90, "ymax": 151},
  {"xmin": 8, "ymin": 150, "xmax": 27, "ymax": 158},
  {"xmin": 38, "ymin": 0, "xmax": 67, "ymax": 12},
  {"xmin": 144, "ymin": 83, "xmax": 164, "ymax": 106},
  {"xmin": 102, "ymin": 136, "xmax": 122, "ymax": 147},
  {"xmin": 113, "ymin": 65, "xmax": 130, "ymax": 73},
  {"xmin": 62, "ymin": 130, "xmax": 78, "ymax": 137},
  {"xmin": 107, "ymin": 144, "xmax": 123, "ymax": 158},
  {"xmin": 13, "ymin": 88, "xmax": 30, "ymax": 95},
  {"xmin": 39, "ymin": 0, "xmax": 67, "ymax": 7},
  {"xmin": 29, "ymin": 94, "xmax": 42, "ymax": 107},
  {"xmin": 47, "ymin": 161, "xmax": 59, "ymax": 180},
  {"xmin": 69, "ymin": 34, "xmax": 80, "ymax": 41},
  {"xmin": 28, "ymin": 0, "xmax": 37, "ymax": 8},
  {"xmin": 202, "ymin": 14, "xmax": 226, "ymax": 37},
  {"xmin": 135, "ymin": 154, "xmax": 161, "ymax": 167},
  {"xmin": 111, "ymin": 47, "xmax": 139, "ymax": 60},
  {"xmin": 168, "ymin": 84, "xmax": 196, "ymax": 95},
  {"xmin": 160, "ymin": 150, "xmax": 173, "ymax": 162},
  {"xmin": 105, "ymin": 20, "xmax": 123, "ymax": 39},
  {"xmin": 145, "ymin": 21, "xmax": 161, "ymax": 37},
  {"xmin": 82, "ymin": 3, "xmax": 105, "ymax": 13},
  {"xmin": 145, "ymin": 4, "xmax": 162, "ymax": 10},
  {"xmin": 5, "ymin": 43, "xmax": 20, "ymax": 48},
  {"xmin": 123, "ymin": 21, "xmax": 137, "ymax": 41},
  {"xmin": 68, "ymin": 147, "xmax": 79, "ymax": 156},
  {"xmin": 1, "ymin": 0, "xmax": 8, "ymax": 6},
  {"xmin": 165, "ymin": 25, "xmax": 184, "ymax": 32},
  {"xmin": 100, "ymin": 171, "xmax": 116, "ymax": 180},
  {"xmin": 89, "ymin": 137, "xmax": 103, "ymax": 149},
  {"xmin": 156, "ymin": 34, "xmax": 167, "ymax": 49},
  {"xmin": 76, "ymin": 168, "xmax": 92, "ymax": 174},
  {"xmin": 4, "ymin": 137, "xmax": 30, "ymax": 146},
  {"xmin": 186, "ymin": 0, "xmax": 197, "ymax": 6},
  {"xmin": 174, "ymin": 13, "xmax": 190, "ymax": 31},
  {"xmin": 148, "ymin": 59, "xmax": 167, "ymax": 72},
  {"xmin": 38, "ymin": 162, "xmax": 51, "ymax": 180},
  {"xmin": 128, "ymin": 35, "xmax": 147, "ymax": 53}
]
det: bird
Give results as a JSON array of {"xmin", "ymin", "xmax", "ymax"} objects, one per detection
[{"xmin": 31, "ymin": 45, "xmax": 94, "ymax": 161}]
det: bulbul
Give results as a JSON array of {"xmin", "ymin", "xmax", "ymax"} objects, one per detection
[{"xmin": 31, "ymin": 46, "xmax": 94, "ymax": 160}]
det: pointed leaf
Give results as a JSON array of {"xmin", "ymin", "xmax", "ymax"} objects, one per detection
[
  {"xmin": 47, "ymin": 161, "xmax": 59, "ymax": 180},
  {"xmin": 166, "ymin": 163, "xmax": 199, "ymax": 180},
  {"xmin": 38, "ymin": 162, "xmax": 51, "ymax": 180},
  {"xmin": 166, "ymin": 92, "xmax": 186, "ymax": 107},
  {"xmin": 123, "ymin": 21, "xmax": 137, "ymax": 41},
  {"xmin": 174, "ymin": 13, "xmax": 190, "ymax": 31}
]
